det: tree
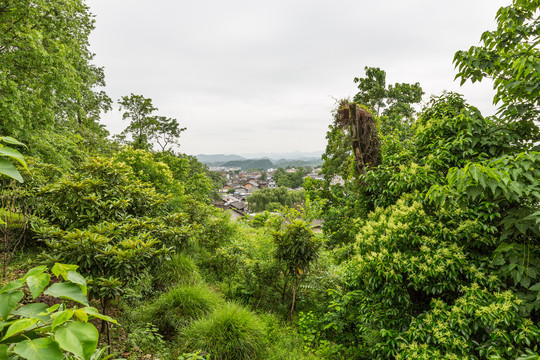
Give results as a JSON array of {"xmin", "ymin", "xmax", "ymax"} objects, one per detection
[
  {"xmin": 354, "ymin": 66, "xmax": 424, "ymax": 119},
  {"xmin": 454, "ymin": 0, "xmax": 540, "ymax": 126},
  {"xmin": 0, "ymin": 0, "xmax": 111, "ymax": 138},
  {"xmin": 151, "ymin": 116, "xmax": 186, "ymax": 152},
  {"xmin": 273, "ymin": 220, "xmax": 319, "ymax": 323},
  {"xmin": 118, "ymin": 94, "xmax": 158, "ymax": 150},
  {"xmin": 118, "ymin": 94, "xmax": 186, "ymax": 151}
]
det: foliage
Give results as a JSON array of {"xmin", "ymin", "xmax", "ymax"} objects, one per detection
[
  {"xmin": 354, "ymin": 67, "xmax": 423, "ymax": 141},
  {"xmin": 0, "ymin": 136, "xmax": 27, "ymax": 183},
  {"xmin": 272, "ymin": 167, "xmax": 310, "ymax": 188},
  {"xmin": 0, "ymin": 0, "xmax": 111, "ymax": 138},
  {"xmin": 274, "ymin": 219, "xmax": 320, "ymax": 322},
  {"xmin": 141, "ymin": 284, "xmax": 222, "ymax": 336},
  {"xmin": 34, "ymin": 156, "xmax": 168, "ymax": 229},
  {"xmin": 155, "ymin": 151, "xmax": 220, "ymax": 202},
  {"xmin": 454, "ymin": 0, "xmax": 540, "ymax": 124},
  {"xmin": 117, "ymin": 94, "xmax": 158, "ymax": 150},
  {"xmin": 247, "ymin": 187, "xmax": 305, "ymax": 213},
  {"xmin": 153, "ymin": 253, "xmax": 203, "ymax": 290},
  {"xmin": 0, "ymin": 263, "xmax": 115, "ymax": 360},
  {"xmin": 118, "ymin": 94, "xmax": 185, "ymax": 151},
  {"xmin": 181, "ymin": 302, "xmax": 266, "ymax": 360},
  {"xmin": 114, "ymin": 147, "xmax": 174, "ymax": 189}
]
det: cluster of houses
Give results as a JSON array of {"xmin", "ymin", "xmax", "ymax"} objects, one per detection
[
  {"xmin": 214, "ymin": 171, "xmax": 274, "ymax": 218},
  {"xmin": 212, "ymin": 168, "xmax": 331, "ymax": 219}
]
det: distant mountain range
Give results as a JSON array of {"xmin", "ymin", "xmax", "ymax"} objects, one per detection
[{"xmin": 195, "ymin": 151, "xmax": 323, "ymax": 170}]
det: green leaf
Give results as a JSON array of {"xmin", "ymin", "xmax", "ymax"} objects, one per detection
[
  {"xmin": 52, "ymin": 309, "xmax": 74, "ymax": 330},
  {"xmin": 26, "ymin": 273, "xmax": 50, "ymax": 299},
  {"xmin": 1, "ymin": 137, "xmax": 26, "ymax": 147},
  {"xmin": 44, "ymin": 283, "xmax": 89, "ymax": 306},
  {"xmin": 66, "ymin": 271, "xmax": 87, "ymax": 295},
  {"xmin": 83, "ymin": 307, "xmax": 117, "ymax": 324},
  {"xmin": 11, "ymin": 303, "xmax": 49, "ymax": 321},
  {"xmin": 22, "ymin": 266, "xmax": 47, "ymax": 281},
  {"xmin": 0, "ymin": 147, "xmax": 26, "ymax": 168},
  {"xmin": 0, "ymin": 279, "xmax": 25, "ymax": 294},
  {"xmin": 55, "ymin": 322, "xmax": 99, "ymax": 360},
  {"xmin": 0, "ymin": 291, "xmax": 24, "ymax": 320},
  {"xmin": 530, "ymin": 282, "xmax": 540, "ymax": 292},
  {"xmin": 51, "ymin": 264, "xmax": 79, "ymax": 279},
  {"xmin": 74, "ymin": 309, "xmax": 88, "ymax": 322},
  {"xmin": 13, "ymin": 338, "xmax": 63, "ymax": 360},
  {"xmin": 2, "ymin": 318, "xmax": 39, "ymax": 340},
  {"xmin": 0, "ymin": 159, "xmax": 23, "ymax": 182}
]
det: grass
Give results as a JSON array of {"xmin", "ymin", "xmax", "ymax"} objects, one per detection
[
  {"xmin": 142, "ymin": 284, "xmax": 222, "ymax": 336},
  {"xmin": 181, "ymin": 302, "xmax": 266, "ymax": 360},
  {"xmin": 153, "ymin": 253, "xmax": 202, "ymax": 289}
]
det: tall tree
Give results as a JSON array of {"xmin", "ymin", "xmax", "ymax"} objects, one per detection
[
  {"xmin": 454, "ymin": 0, "xmax": 540, "ymax": 127},
  {"xmin": 118, "ymin": 94, "xmax": 158, "ymax": 150},
  {"xmin": 353, "ymin": 66, "xmax": 424, "ymax": 119},
  {"xmin": 118, "ymin": 94, "xmax": 185, "ymax": 151},
  {"xmin": 0, "ymin": 0, "xmax": 111, "ymax": 137},
  {"xmin": 151, "ymin": 116, "xmax": 186, "ymax": 152}
]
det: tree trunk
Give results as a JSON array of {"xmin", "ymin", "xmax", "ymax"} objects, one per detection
[{"xmin": 289, "ymin": 275, "xmax": 298, "ymax": 324}]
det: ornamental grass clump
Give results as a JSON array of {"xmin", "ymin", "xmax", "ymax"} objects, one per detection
[
  {"xmin": 153, "ymin": 253, "xmax": 202, "ymax": 289},
  {"xmin": 182, "ymin": 302, "xmax": 267, "ymax": 360},
  {"xmin": 144, "ymin": 284, "xmax": 222, "ymax": 336}
]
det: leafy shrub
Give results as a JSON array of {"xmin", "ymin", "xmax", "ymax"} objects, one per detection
[
  {"xmin": 181, "ymin": 302, "xmax": 266, "ymax": 360},
  {"xmin": 0, "ymin": 263, "xmax": 115, "ymax": 360},
  {"xmin": 35, "ymin": 156, "xmax": 168, "ymax": 229},
  {"xmin": 143, "ymin": 284, "xmax": 222, "ymax": 336}
]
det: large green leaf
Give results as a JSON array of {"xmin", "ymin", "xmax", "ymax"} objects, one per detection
[
  {"xmin": 66, "ymin": 271, "xmax": 87, "ymax": 295},
  {"xmin": 0, "ymin": 291, "xmax": 24, "ymax": 320},
  {"xmin": 84, "ymin": 307, "xmax": 118, "ymax": 324},
  {"xmin": 51, "ymin": 264, "xmax": 78, "ymax": 278},
  {"xmin": 13, "ymin": 338, "xmax": 63, "ymax": 360},
  {"xmin": 22, "ymin": 266, "xmax": 47, "ymax": 281},
  {"xmin": 55, "ymin": 322, "xmax": 98, "ymax": 360},
  {"xmin": 0, "ymin": 136, "xmax": 25, "ymax": 146},
  {"xmin": 26, "ymin": 273, "xmax": 50, "ymax": 299},
  {"xmin": 44, "ymin": 283, "xmax": 88, "ymax": 306},
  {"xmin": 11, "ymin": 304, "xmax": 49, "ymax": 322},
  {"xmin": 51, "ymin": 309, "xmax": 73, "ymax": 330},
  {"xmin": 0, "ymin": 147, "xmax": 26, "ymax": 168},
  {"xmin": 0, "ymin": 158, "xmax": 23, "ymax": 182},
  {"xmin": 0, "ymin": 279, "xmax": 25, "ymax": 294},
  {"xmin": 2, "ymin": 318, "xmax": 39, "ymax": 340}
]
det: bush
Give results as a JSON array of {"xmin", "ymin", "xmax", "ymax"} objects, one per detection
[
  {"xmin": 181, "ymin": 303, "xmax": 266, "ymax": 360},
  {"xmin": 143, "ymin": 284, "xmax": 222, "ymax": 336},
  {"xmin": 153, "ymin": 253, "xmax": 203, "ymax": 289}
]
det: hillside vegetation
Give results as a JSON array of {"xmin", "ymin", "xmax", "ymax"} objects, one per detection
[{"xmin": 1, "ymin": 0, "xmax": 539, "ymax": 359}]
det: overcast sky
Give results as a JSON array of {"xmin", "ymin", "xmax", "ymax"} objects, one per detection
[{"xmin": 86, "ymin": 0, "xmax": 510, "ymax": 156}]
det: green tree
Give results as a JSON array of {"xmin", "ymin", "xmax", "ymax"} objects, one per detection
[
  {"xmin": 454, "ymin": 0, "xmax": 540, "ymax": 125},
  {"xmin": 354, "ymin": 66, "xmax": 423, "ymax": 119},
  {"xmin": 151, "ymin": 116, "xmax": 186, "ymax": 152},
  {"xmin": 0, "ymin": 0, "xmax": 111, "ymax": 138},
  {"xmin": 118, "ymin": 94, "xmax": 186, "ymax": 152},
  {"xmin": 118, "ymin": 94, "xmax": 158, "ymax": 150},
  {"xmin": 273, "ymin": 220, "xmax": 320, "ymax": 323}
]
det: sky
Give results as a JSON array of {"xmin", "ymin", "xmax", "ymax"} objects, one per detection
[{"xmin": 86, "ymin": 0, "xmax": 510, "ymax": 156}]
